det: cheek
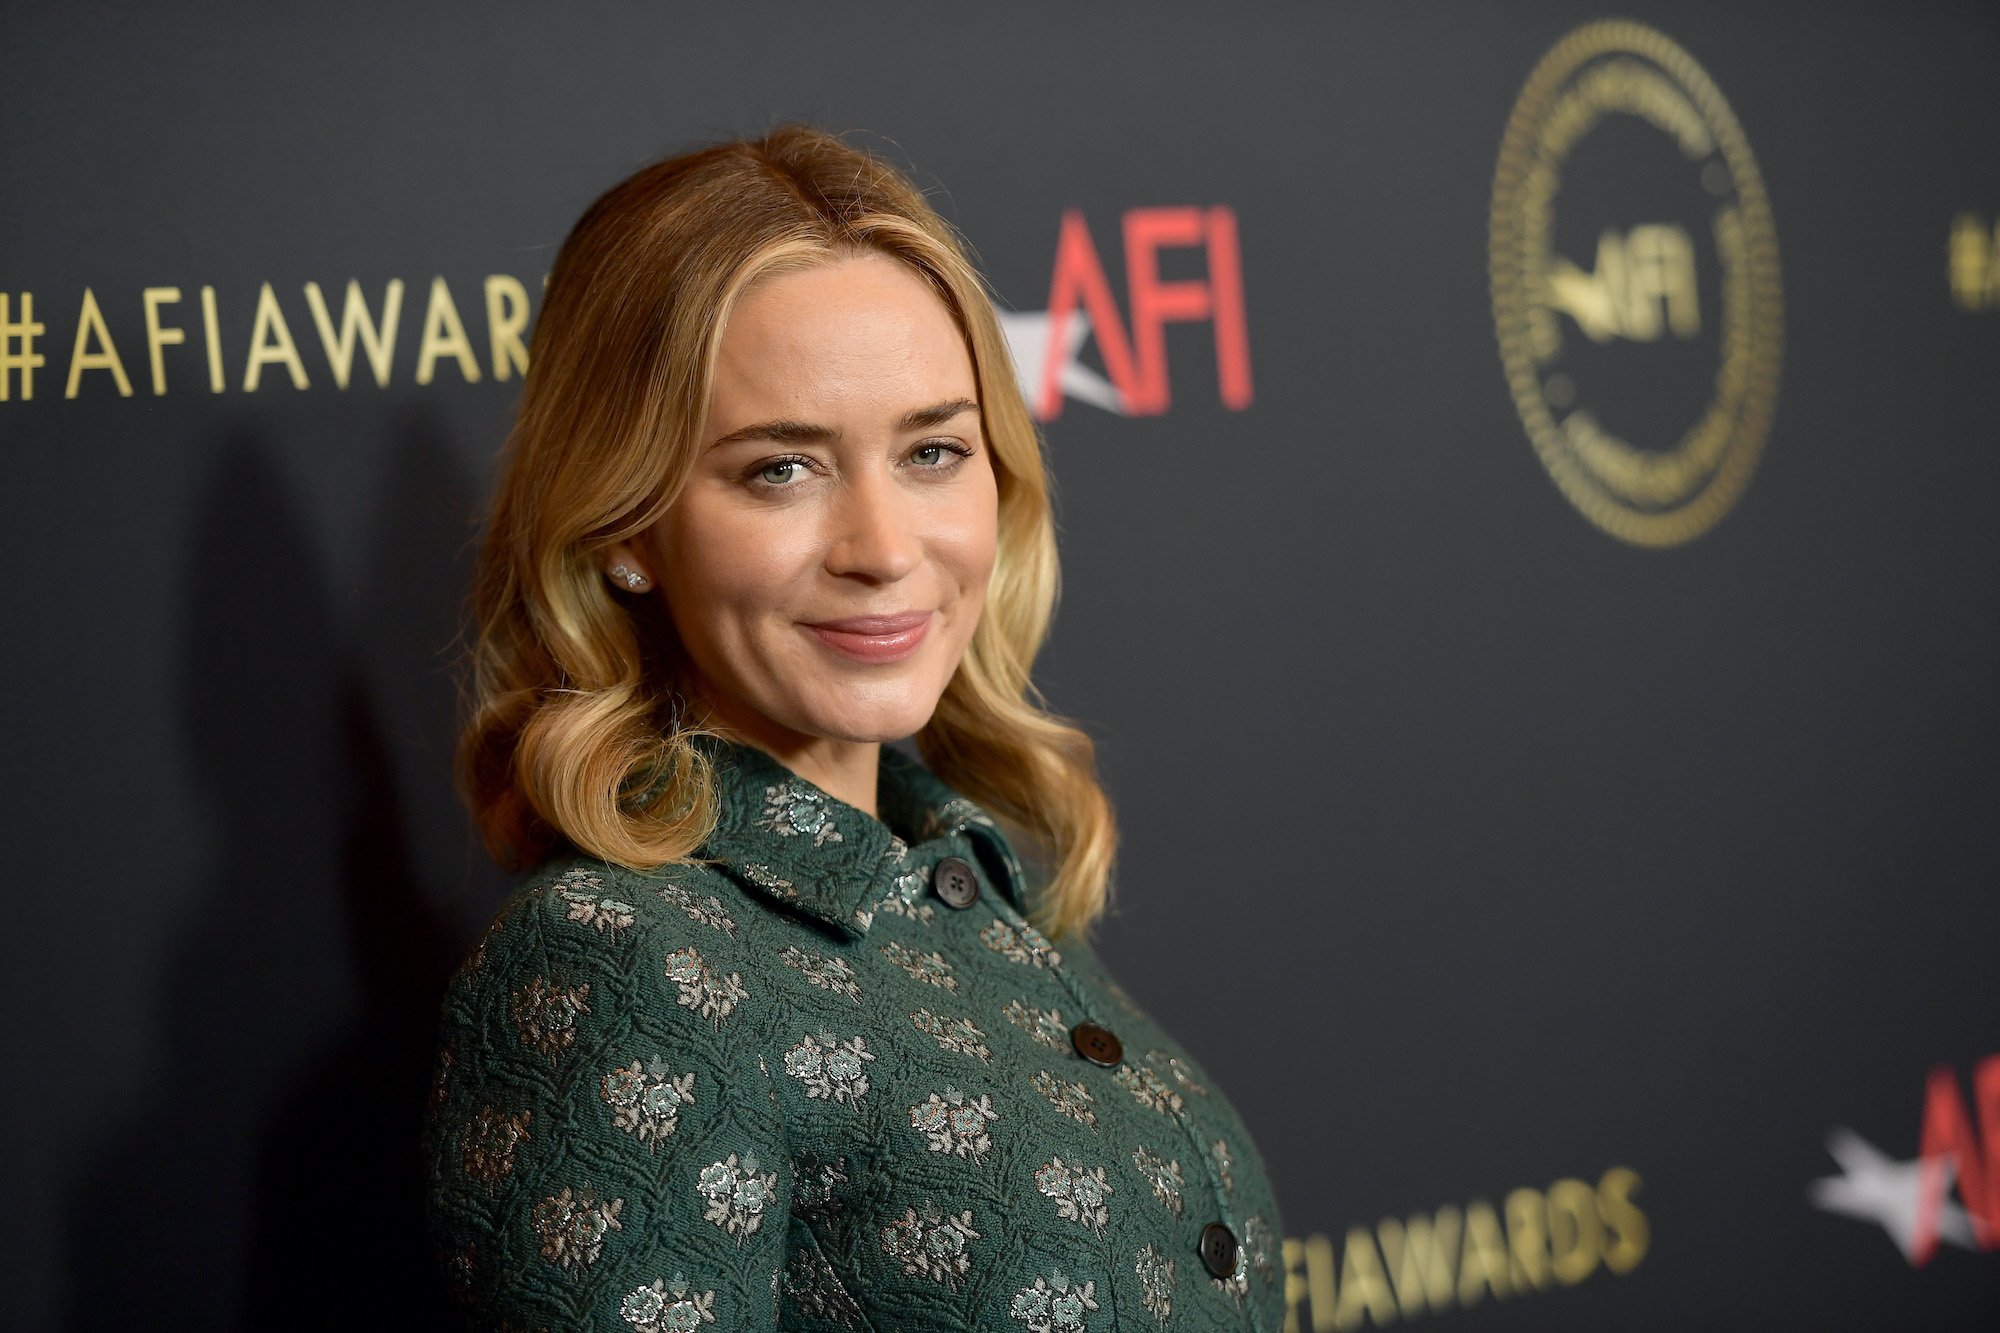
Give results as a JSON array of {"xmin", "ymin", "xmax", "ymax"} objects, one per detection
[{"xmin": 655, "ymin": 500, "xmax": 818, "ymax": 636}]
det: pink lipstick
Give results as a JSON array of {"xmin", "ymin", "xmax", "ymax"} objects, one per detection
[{"xmin": 804, "ymin": 611, "xmax": 933, "ymax": 663}]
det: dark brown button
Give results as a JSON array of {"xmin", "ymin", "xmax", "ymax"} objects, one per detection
[
  {"xmin": 1200, "ymin": 1221, "xmax": 1240, "ymax": 1279},
  {"xmin": 1069, "ymin": 1021, "xmax": 1123, "ymax": 1067},
  {"xmin": 932, "ymin": 856, "xmax": 980, "ymax": 909}
]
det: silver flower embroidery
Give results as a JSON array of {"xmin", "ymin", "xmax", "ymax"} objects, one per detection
[
  {"xmin": 510, "ymin": 975, "xmax": 591, "ymax": 1062},
  {"xmin": 759, "ymin": 781, "xmax": 844, "ymax": 846},
  {"xmin": 663, "ymin": 946, "xmax": 747, "ymax": 1026},
  {"xmin": 1145, "ymin": 1048, "xmax": 1208, "ymax": 1095},
  {"xmin": 880, "ymin": 1201, "xmax": 980, "ymax": 1288},
  {"xmin": 784, "ymin": 1032, "xmax": 876, "ymax": 1105},
  {"xmin": 980, "ymin": 918, "xmax": 1061, "ymax": 967},
  {"xmin": 1002, "ymin": 999, "xmax": 1070, "ymax": 1050},
  {"xmin": 910, "ymin": 1008, "xmax": 991, "ymax": 1062},
  {"xmin": 621, "ymin": 1271, "xmax": 717, "ymax": 1331},
  {"xmin": 740, "ymin": 862, "xmax": 797, "ymax": 898},
  {"xmin": 1210, "ymin": 1136, "xmax": 1237, "ymax": 1193},
  {"xmin": 695, "ymin": 1152, "xmax": 779, "ymax": 1239},
  {"xmin": 657, "ymin": 883, "xmax": 736, "ymax": 935},
  {"xmin": 560, "ymin": 885, "xmax": 638, "ymax": 938},
  {"xmin": 880, "ymin": 940, "xmax": 958, "ymax": 991},
  {"xmin": 783, "ymin": 1247, "xmax": 863, "ymax": 1328},
  {"xmin": 1243, "ymin": 1214, "xmax": 1277, "ymax": 1283},
  {"xmin": 600, "ymin": 1059, "xmax": 695, "ymax": 1146},
  {"xmin": 927, "ymin": 796, "xmax": 997, "ymax": 835},
  {"xmin": 531, "ymin": 1185, "xmax": 623, "ymax": 1274},
  {"xmin": 1029, "ymin": 1070, "xmax": 1098, "ymax": 1127},
  {"xmin": 428, "ymin": 1042, "xmax": 454, "ymax": 1115},
  {"xmin": 909, "ymin": 1086, "xmax": 999, "ymax": 1162},
  {"xmin": 1114, "ymin": 1063, "xmax": 1185, "ymax": 1116},
  {"xmin": 1135, "ymin": 1244, "xmax": 1175, "ymax": 1324},
  {"xmin": 460, "ymin": 1106, "xmax": 531, "ymax": 1188},
  {"xmin": 778, "ymin": 945, "xmax": 863, "ymax": 1002},
  {"xmin": 878, "ymin": 868, "xmax": 936, "ymax": 923},
  {"xmin": 1034, "ymin": 1156, "xmax": 1114, "ymax": 1234},
  {"xmin": 792, "ymin": 1154, "xmax": 849, "ymax": 1217},
  {"xmin": 1009, "ymin": 1269, "xmax": 1100, "ymax": 1332},
  {"xmin": 1130, "ymin": 1147, "xmax": 1184, "ymax": 1216}
]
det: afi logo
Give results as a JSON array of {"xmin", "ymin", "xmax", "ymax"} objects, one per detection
[
  {"xmin": 997, "ymin": 207, "xmax": 1252, "ymax": 420},
  {"xmin": 1811, "ymin": 1055, "xmax": 2000, "ymax": 1264}
]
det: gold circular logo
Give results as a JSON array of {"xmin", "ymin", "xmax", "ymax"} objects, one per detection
[{"xmin": 1490, "ymin": 21, "xmax": 1783, "ymax": 546}]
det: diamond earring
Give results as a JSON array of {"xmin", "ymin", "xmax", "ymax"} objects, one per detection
[{"xmin": 607, "ymin": 563, "xmax": 649, "ymax": 591}]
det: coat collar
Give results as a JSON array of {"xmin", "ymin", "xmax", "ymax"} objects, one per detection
[{"xmin": 687, "ymin": 732, "xmax": 1032, "ymax": 940}]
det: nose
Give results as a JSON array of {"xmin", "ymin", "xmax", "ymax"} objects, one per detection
[{"xmin": 823, "ymin": 467, "xmax": 921, "ymax": 584}]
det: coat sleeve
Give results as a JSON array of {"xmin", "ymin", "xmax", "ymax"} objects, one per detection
[{"xmin": 422, "ymin": 873, "xmax": 791, "ymax": 1331}]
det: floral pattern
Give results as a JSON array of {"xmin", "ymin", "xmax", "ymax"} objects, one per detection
[
  {"xmin": 461, "ymin": 1105, "xmax": 531, "ymax": 1188},
  {"xmin": 1145, "ymin": 1048, "xmax": 1208, "ymax": 1096},
  {"xmin": 908, "ymin": 1086, "xmax": 999, "ymax": 1161},
  {"xmin": 1243, "ymin": 1214, "xmax": 1278, "ymax": 1283},
  {"xmin": 530, "ymin": 1185, "xmax": 623, "ymax": 1274},
  {"xmin": 1131, "ymin": 1147, "xmax": 1185, "ymax": 1216},
  {"xmin": 1029, "ymin": 1070, "xmax": 1098, "ymax": 1127},
  {"xmin": 878, "ymin": 867, "xmax": 937, "ymax": 923},
  {"xmin": 1210, "ymin": 1136, "xmax": 1237, "ymax": 1193},
  {"xmin": 791, "ymin": 1154, "xmax": 849, "ymax": 1217},
  {"xmin": 599, "ymin": 1059, "xmax": 694, "ymax": 1146},
  {"xmin": 759, "ymin": 780, "xmax": 844, "ymax": 846},
  {"xmin": 783, "ymin": 1247, "xmax": 863, "ymax": 1328},
  {"xmin": 1009, "ymin": 1270, "xmax": 1100, "ymax": 1332},
  {"xmin": 1002, "ymin": 999, "xmax": 1070, "ymax": 1049},
  {"xmin": 657, "ymin": 882, "xmax": 737, "ymax": 935},
  {"xmin": 879, "ymin": 940, "xmax": 958, "ymax": 991},
  {"xmin": 1034, "ymin": 1155, "xmax": 1114, "ymax": 1235},
  {"xmin": 509, "ymin": 975, "xmax": 591, "ymax": 1062},
  {"xmin": 662, "ymin": 946, "xmax": 747, "ymax": 1026},
  {"xmin": 783, "ymin": 1032, "xmax": 876, "ymax": 1105},
  {"xmin": 1114, "ymin": 1063, "xmax": 1185, "ymax": 1116},
  {"xmin": 559, "ymin": 877, "xmax": 638, "ymax": 938},
  {"xmin": 880, "ymin": 1201, "xmax": 980, "ymax": 1288},
  {"xmin": 1135, "ymin": 1244, "xmax": 1175, "ymax": 1324},
  {"xmin": 910, "ymin": 1008, "xmax": 991, "ymax": 1061},
  {"xmin": 980, "ymin": 917, "xmax": 1062, "ymax": 967},
  {"xmin": 740, "ymin": 862, "xmax": 796, "ymax": 898},
  {"xmin": 778, "ymin": 944, "xmax": 863, "ymax": 1002},
  {"xmin": 620, "ymin": 1272, "xmax": 717, "ymax": 1331},
  {"xmin": 695, "ymin": 1152, "xmax": 779, "ymax": 1239}
]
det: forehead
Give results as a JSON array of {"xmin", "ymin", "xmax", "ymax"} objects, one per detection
[{"xmin": 707, "ymin": 251, "xmax": 978, "ymax": 429}]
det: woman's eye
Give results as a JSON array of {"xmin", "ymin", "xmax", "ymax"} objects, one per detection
[
  {"xmin": 753, "ymin": 457, "xmax": 808, "ymax": 487},
  {"xmin": 911, "ymin": 440, "xmax": 973, "ymax": 468}
]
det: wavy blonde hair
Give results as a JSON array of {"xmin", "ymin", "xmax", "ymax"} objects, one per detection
[{"xmin": 458, "ymin": 125, "xmax": 1116, "ymax": 939}]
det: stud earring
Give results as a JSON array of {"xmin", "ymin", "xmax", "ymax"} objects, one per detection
[{"xmin": 607, "ymin": 563, "xmax": 650, "ymax": 591}]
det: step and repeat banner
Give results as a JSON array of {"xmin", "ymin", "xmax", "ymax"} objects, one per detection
[{"xmin": 5, "ymin": 2, "xmax": 1997, "ymax": 1328}]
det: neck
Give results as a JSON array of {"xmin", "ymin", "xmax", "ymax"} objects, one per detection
[{"xmin": 687, "ymin": 683, "xmax": 883, "ymax": 817}]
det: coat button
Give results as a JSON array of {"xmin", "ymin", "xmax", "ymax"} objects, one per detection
[
  {"xmin": 932, "ymin": 856, "xmax": 981, "ymax": 909},
  {"xmin": 1069, "ymin": 1021, "xmax": 1123, "ymax": 1067},
  {"xmin": 1199, "ymin": 1221, "xmax": 1240, "ymax": 1279}
]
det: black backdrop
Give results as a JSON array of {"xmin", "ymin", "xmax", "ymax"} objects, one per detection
[{"xmin": 5, "ymin": 2, "xmax": 1998, "ymax": 1328}]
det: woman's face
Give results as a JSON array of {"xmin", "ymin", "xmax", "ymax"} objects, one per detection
[{"xmin": 629, "ymin": 250, "xmax": 999, "ymax": 751}]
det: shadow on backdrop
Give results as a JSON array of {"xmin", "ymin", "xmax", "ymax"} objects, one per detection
[{"xmin": 60, "ymin": 422, "xmax": 493, "ymax": 1329}]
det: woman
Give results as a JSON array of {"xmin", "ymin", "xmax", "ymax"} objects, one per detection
[{"xmin": 422, "ymin": 125, "xmax": 1285, "ymax": 1332}]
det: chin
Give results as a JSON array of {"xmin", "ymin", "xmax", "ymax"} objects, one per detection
[{"xmin": 790, "ymin": 683, "xmax": 945, "ymax": 745}]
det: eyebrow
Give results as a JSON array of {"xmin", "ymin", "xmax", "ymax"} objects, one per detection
[{"xmin": 707, "ymin": 397, "xmax": 979, "ymax": 448}]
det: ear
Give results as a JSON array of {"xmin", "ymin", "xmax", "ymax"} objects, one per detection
[{"xmin": 601, "ymin": 540, "xmax": 654, "ymax": 593}]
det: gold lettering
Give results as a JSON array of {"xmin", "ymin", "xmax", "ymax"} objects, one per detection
[
  {"xmin": 304, "ymin": 279, "xmax": 404, "ymax": 389},
  {"xmin": 1950, "ymin": 213, "xmax": 2000, "ymax": 311},
  {"xmin": 1545, "ymin": 1177, "xmax": 1602, "ymax": 1285},
  {"xmin": 65, "ymin": 288, "xmax": 134, "ymax": 399},
  {"xmin": 1504, "ymin": 1187, "xmax": 1552, "ymax": 1292},
  {"xmin": 243, "ymin": 282, "xmax": 310, "ymax": 392},
  {"xmin": 1545, "ymin": 224, "xmax": 1700, "ymax": 342},
  {"xmin": 1331, "ymin": 1227, "xmax": 1398, "ymax": 1329},
  {"xmin": 200, "ymin": 286, "xmax": 224, "ymax": 393},
  {"xmin": 141, "ymin": 287, "xmax": 185, "ymax": 395},
  {"xmin": 1283, "ymin": 1237, "xmax": 1309, "ymax": 1333},
  {"xmin": 1376, "ymin": 1207, "xmax": 1458, "ymax": 1317},
  {"xmin": 1455, "ymin": 1200, "xmax": 1511, "ymax": 1307},
  {"xmin": 415, "ymin": 275, "xmax": 481, "ymax": 385},
  {"xmin": 1597, "ymin": 1167, "xmax": 1650, "ymax": 1274},
  {"xmin": 485, "ymin": 274, "xmax": 530, "ymax": 380},
  {"xmin": 1304, "ymin": 1231, "xmax": 1338, "ymax": 1332}
]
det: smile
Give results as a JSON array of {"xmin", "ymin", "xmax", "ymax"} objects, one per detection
[{"xmin": 803, "ymin": 611, "xmax": 933, "ymax": 664}]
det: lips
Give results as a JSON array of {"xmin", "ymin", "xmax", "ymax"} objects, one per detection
[{"xmin": 804, "ymin": 611, "xmax": 933, "ymax": 663}]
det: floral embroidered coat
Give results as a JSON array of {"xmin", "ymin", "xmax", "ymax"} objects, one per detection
[{"xmin": 422, "ymin": 734, "xmax": 1286, "ymax": 1332}]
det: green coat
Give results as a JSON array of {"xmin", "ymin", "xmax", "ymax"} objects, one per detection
[{"xmin": 422, "ymin": 733, "xmax": 1286, "ymax": 1331}]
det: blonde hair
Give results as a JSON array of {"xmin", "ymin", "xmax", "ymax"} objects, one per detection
[{"xmin": 457, "ymin": 125, "xmax": 1116, "ymax": 939}]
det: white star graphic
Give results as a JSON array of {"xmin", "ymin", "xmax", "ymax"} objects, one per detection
[
  {"xmin": 1808, "ymin": 1127, "xmax": 1984, "ymax": 1261},
  {"xmin": 995, "ymin": 308, "xmax": 1127, "ymax": 416}
]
